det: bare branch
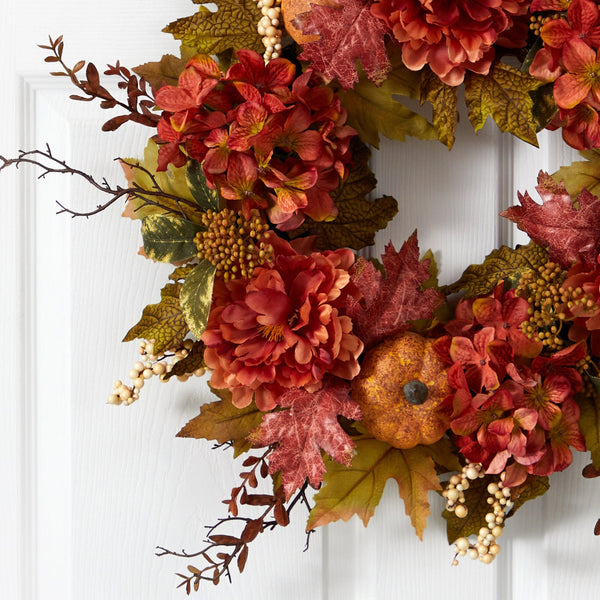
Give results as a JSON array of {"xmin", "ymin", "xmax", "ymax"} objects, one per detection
[{"xmin": 0, "ymin": 148, "xmax": 202, "ymax": 220}]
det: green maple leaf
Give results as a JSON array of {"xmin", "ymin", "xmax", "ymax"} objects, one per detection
[
  {"xmin": 163, "ymin": 0, "xmax": 264, "ymax": 56},
  {"xmin": 121, "ymin": 139, "xmax": 205, "ymax": 225},
  {"xmin": 177, "ymin": 387, "xmax": 263, "ymax": 457},
  {"xmin": 579, "ymin": 378, "xmax": 600, "ymax": 468},
  {"xmin": 123, "ymin": 282, "xmax": 189, "ymax": 354},
  {"xmin": 509, "ymin": 475, "xmax": 550, "ymax": 516},
  {"xmin": 420, "ymin": 68, "xmax": 459, "ymax": 150},
  {"xmin": 307, "ymin": 436, "xmax": 441, "ymax": 539},
  {"xmin": 289, "ymin": 139, "xmax": 398, "ymax": 250},
  {"xmin": 133, "ymin": 44, "xmax": 197, "ymax": 92},
  {"xmin": 336, "ymin": 46, "xmax": 438, "ymax": 148},
  {"xmin": 443, "ymin": 241, "xmax": 549, "ymax": 297},
  {"xmin": 464, "ymin": 61, "xmax": 543, "ymax": 146},
  {"xmin": 552, "ymin": 149, "xmax": 600, "ymax": 199}
]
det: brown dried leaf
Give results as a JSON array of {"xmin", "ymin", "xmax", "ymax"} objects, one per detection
[
  {"xmin": 237, "ymin": 544, "xmax": 249, "ymax": 572},
  {"xmin": 208, "ymin": 534, "xmax": 241, "ymax": 546},
  {"xmin": 241, "ymin": 519, "xmax": 262, "ymax": 542}
]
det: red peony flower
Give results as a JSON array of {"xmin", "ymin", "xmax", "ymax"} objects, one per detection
[
  {"xmin": 371, "ymin": 0, "xmax": 529, "ymax": 85},
  {"xmin": 202, "ymin": 249, "xmax": 364, "ymax": 411}
]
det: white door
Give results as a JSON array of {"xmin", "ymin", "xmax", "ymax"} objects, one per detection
[{"xmin": 3, "ymin": 1, "xmax": 600, "ymax": 599}]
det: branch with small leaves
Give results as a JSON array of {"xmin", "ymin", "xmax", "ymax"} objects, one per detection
[
  {"xmin": 39, "ymin": 35, "xmax": 160, "ymax": 131},
  {"xmin": 156, "ymin": 447, "xmax": 314, "ymax": 594},
  {"xmin": 0, "ymin": 146, "xmax": 203, "ymax": 220}
]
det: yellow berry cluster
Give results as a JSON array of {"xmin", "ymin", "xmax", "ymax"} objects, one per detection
[
  {"xmin": 529, "ymin": 12, "xmax": 561, "ymax": 36},
  {"xmin": 108, "ymin": 339, "xmax": 206, "ymax": 406},
  {"xmin": 257, "ymin": 0, "xmax": 282, "ymax": 61},
  {"xmin": 194, "ymin": 208, "xmax": 273, "ymax": 282},
  {"xmin": 516, "ymin": 262, "xmax": 567, "ymax": 351},
  {"xmin": 445, "ymin": 464, "xmax": 512, "ymax": 566}
]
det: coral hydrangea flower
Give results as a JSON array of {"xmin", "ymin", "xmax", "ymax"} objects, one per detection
[
  {"xmin": 371, "ymin": 0, "xmax": 529, "ymax": 85},
  {"xmin": 540, "ymin": 0, "xmax": 600, "ymax": 50},
  {"xmin": 154, "ymin": 50, "xmax": 355, "ymax": 229},
  {"xmin": 202, "ymin": 249, "xmax": 363, "ymax": 411},
  {"xmin": 553, "ymin": 39, "xmax": 600, "ymax": 108}
]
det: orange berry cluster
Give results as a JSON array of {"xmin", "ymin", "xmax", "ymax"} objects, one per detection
[
  {"xmin": 517, "ymin": 262, "xmax": 567, "ymax": 351},
  {"xmin": 194, "ymin": 208, "xmax": 274, "ymax": 281}
]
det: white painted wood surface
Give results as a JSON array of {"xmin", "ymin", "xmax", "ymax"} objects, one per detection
[{"xmin": 2, "ymin": 2, "xmax": 600, "ymax": 599}]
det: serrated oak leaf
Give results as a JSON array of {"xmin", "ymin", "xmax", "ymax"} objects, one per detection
[
  {"xmin": 163, "ymin": 0, "xmax": 263, "ymax": 56},
  {"xmin": 177, "ymin": 387, "xmax": 263, "ymax": 457},
  {"xmin": 443, "ymin": 241, "xmax": 549, "ymax": 297},
  {"xmin": 295, "ymin": 0, "xmax": 391, "ymax": 89},
  {"xmin": 464, "ymin": 62, "xmax": 542, "ymax": 146},
  {"xmin": 307, "ymin": 437, "xmax": 441, "ymax": 539},
  {"xmin": 123, "ymin": 282, "xmax": 188, "ymax": 354},
  {"xmin": 501, "ymin": 171, "xmax": 600, "ymax": 269},
  {"xmin": 346, "ymin": 232, "xmax": 443, "ymax": 349},
  {"xmin": 248, "ymin": 379, "xmax": 361, "ymax": 500},
  {"xmin": 289, "ymin": 139, "xmax": 398, "ymax": 250}
]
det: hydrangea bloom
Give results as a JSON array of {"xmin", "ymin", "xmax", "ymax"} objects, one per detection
[{"xmin": 154, "ymin": 50, "xmax": 355, "ymax": 229}]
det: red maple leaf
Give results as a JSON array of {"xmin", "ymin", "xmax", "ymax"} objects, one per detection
[
  {"xmin": 294, "ymin": 0, "xmax": 391, "ymax": 89},
  {"xmin": 346, "ymin": 231, "xmax": 443, "ymax": 349},
  {"xmin": 248, "ymin": 378, "xmax": 361, "ymax": 500},
  {"xmin": 500, "ymin": 171, "xmax": 600, "ymax": 269}
]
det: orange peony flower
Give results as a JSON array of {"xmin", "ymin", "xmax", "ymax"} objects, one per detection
[
  {"xmin": 371, "ymin": 0, "xmax": 529, "ymax": 85},
  {"xmin": 202, "ymin": 249, "xmax": 364, "ymax": 410}
]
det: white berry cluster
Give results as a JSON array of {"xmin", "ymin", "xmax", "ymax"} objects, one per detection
[
  {"xmin": 257, "ymin": 0, "xmax": 282, "ymax": 61},
  {"xmin": 107, "ymin": 339, "xmax": 206, "ymax": 406},
  {"xmin": 444, "ymin": 463, "xmax": 514, "ymax": 565}
]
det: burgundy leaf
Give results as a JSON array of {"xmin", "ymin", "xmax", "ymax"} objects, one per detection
[
  {"xmin": 501, "ymin": 171, "xmax": 600, "ymax": 269},
  {"xmin": 346, "ymin": 231, "xmax": 443, "ymax": 349},
  {"xmin": 295, "ymin": 0, "xmax": 391, "ymax": 89}
]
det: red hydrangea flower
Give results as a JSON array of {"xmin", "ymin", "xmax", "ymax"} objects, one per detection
[
  {"xmin": 370, "ymin": 0, "xmax": 529, "ymax": 85},
  {"xmin": 202, "ymin": 249, "xmax": 364, "ymax": 411},
  {"xmin": 154, "ymin": 50, "xmax": 356, "ymax": 229}
]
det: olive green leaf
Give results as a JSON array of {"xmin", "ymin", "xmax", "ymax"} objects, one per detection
[
  {"xmin": 443, "ymin": 241, "xmax": 549, "ymax": 297},
  {"xmin": 141, "ymin": 215, "xmax": 203, "ymax": 263},
  {"xmin": 169, "ymin": 265, "xmax": 196, "ymax": 282},
  {"xmin": 163, "ymin": 0, "xmax": 264, "ymax": 56},
  {"xmin": 162, "ymin": 341, "xmax": 206, "ymax": 381},
  {"xmin": 464, "ymin": 61, "xmax": 543, "ymax": 146},
  {"xmin": 552, "ymin": 149, "xmax": 600, "ymax": 198},
  {"xmin": 420, "ymin": 68, "xmax": 459, "ymax": 150},
  {"xmin": 336, "ymin": 46, "xmax": 438, "ymax": 148},
  {"xmin": 186, "ymin": 159, "xmax": 220, "ymax": 211},
  {"xmin": 579, "ymin": 378, "xmax": 600, "ymax": 468},
  {"xmin": 177, "ymin": 387, "xmax": 263, "ymax": 457},
  {"xmin": 307, "ymin": 436, "xmax": 441, "ymax": 539},
  {"xmin": 123, "ymin": 283, "xmax": 189, "ymax": 354},
  {"xmin": 180, "ymin": 259, "xmax": 217, "ymax": 339},
  {"xmin": 289, "ymin": 139, "xmax": 398, "ymax": 250},
  {"xmin": 508, "ymin": 475, "xmax": 550, "ymax": 516},
  {"xmin": 121, "ymin": 139, "xmax": 205, "ymax": 224},
  {"xmin": 133, "ymin": 44, "xmax": 197, "ymax": 91}
]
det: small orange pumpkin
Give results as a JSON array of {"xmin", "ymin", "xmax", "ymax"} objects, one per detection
[{"xmin": 352, "ymin": 331, "xmax": 451, "ymax": 449}]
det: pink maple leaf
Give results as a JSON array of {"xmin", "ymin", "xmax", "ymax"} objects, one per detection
[
  {"xmin": 249, "ymin": 378, "xmax": 361, "ymax": 499},
  {"xmin": 500, "ymin": 171, "xmax": 600, "ymax": 269},
  {"xmin": 346, "ymin": 231, "xmax": 443, "ymax": 349},
  {"xmin": 294, "ymin": 0, "xmax": 391, "ymax": 89}
]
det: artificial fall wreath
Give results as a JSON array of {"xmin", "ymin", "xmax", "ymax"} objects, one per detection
[{"xmin": 4, "ymin": 0, "xmax": 600, "ymax": 593}]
